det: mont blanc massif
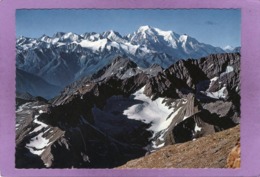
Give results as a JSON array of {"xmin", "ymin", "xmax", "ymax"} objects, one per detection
[{"xmin": 15, "ymin": 26, "xmax": 240, "ymax": 168}]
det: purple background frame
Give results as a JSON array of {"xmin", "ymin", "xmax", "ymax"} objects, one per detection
[{"xmin": 0, "ymin": 0, "xmax": 260, "ymax": 176}]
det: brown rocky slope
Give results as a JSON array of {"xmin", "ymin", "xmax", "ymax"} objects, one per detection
[{"xmin": 118, "ymin": 125, "xmax": 240, "ymax": 168}]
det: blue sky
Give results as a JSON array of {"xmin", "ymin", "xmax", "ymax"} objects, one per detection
[{"xmin": 16, "ymin": 9, "xmax": 240, "ymax": 48}]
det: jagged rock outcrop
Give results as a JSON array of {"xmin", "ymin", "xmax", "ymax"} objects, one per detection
[
  {"xmin": 144, "ymin": 53, "xmax": 240, "ymax": 99},
  {"xmin": 15, "ymin": 98, "xmax": 150, "ymax": 168},
  {"xmin": 142, "ymin": 53, "xmax": 240, "ymax": 150},
  {"xmin": 16, "ymin": 53, "xmax": 240, "ymax": 168}
]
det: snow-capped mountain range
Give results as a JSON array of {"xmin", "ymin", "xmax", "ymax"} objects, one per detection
[{"xmin": 16, "ymin": 25, "xmax": 239, "ymax": 98}]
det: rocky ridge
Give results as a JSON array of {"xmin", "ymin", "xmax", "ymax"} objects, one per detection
[{"xmin": 16, "ymin": 53, "xmax": 240, "ymax": 168}]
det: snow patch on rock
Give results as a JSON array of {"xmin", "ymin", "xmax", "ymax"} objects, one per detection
[
  {"xmin": 26, "ymin": 132, "xmax": 50, "ymax": 155},
  {"xmin": 220, "ymin": 65, "xmax": 234, "ymax": 77},
  {"xmin": 123, "ymin": 86, "xmax": 174, "ymax": 132},
  {"xmin": 123, "ymin": 86, "xmax": 189, "ymax": 151},
  {"xmin": 202, "ymin": 86, "xmax": 228, "ymax": 99},
  {"xmin": 194, "ymin": 123, "xmax": 202, "ymax": 132}
]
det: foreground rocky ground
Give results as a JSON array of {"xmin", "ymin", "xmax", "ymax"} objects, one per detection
[{"xmin": 118, "ymin": 125, "xmax": 240, "ymax": 168}]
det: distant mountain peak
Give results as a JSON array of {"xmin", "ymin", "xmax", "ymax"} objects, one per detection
[
  {"xmin": 62, "ymin": 32, "xmax": 80, "ymax": 41},
  {"xmin": 102, "ymin": 30, "xmax": 122, "ymax": 39},
  {"xmin": 222, "ymin": 45, "xmax": 241, "ymax": 53},
  {"xmin": 223, "ymin": 45, "xmax": 234, "ymax": 51},
  {"xmin": 138, "ymin": 25, "xmax": 153, "ymax": 32},
  {"xmin": 40, "ymin": 34, "xmax": 51, "ymax": 42},
  {"xmin": 52, "ymin": 32, "xmax": 66, "ymax": 38}
]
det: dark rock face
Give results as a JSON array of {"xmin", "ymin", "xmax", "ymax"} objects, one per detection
[
  {"xmin": 144, "ymin": 53, "xmax": 240, "ymax": 99},
  {"xmin": 16, "ymin": 59, "xmax": 152, "ymax": 168},
  {"xmin": 16, "ymin": 53, "xmax": 240, "ymax": 168},
  {"xmin": 144, "ymin": 53, "xmax": 240, "ymax": 149}
]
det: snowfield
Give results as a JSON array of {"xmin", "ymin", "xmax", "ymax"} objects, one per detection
[
  {"xmin": 123, "ymin": 86, "xmax": 173, "ymax": 132},
  {"xmin": 25, "ymin": 110, "xmax": 53, "ymax": 156},
  {"xmin": 123, "ymin": 86, "xmax": 186, "ymax": 135}
]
